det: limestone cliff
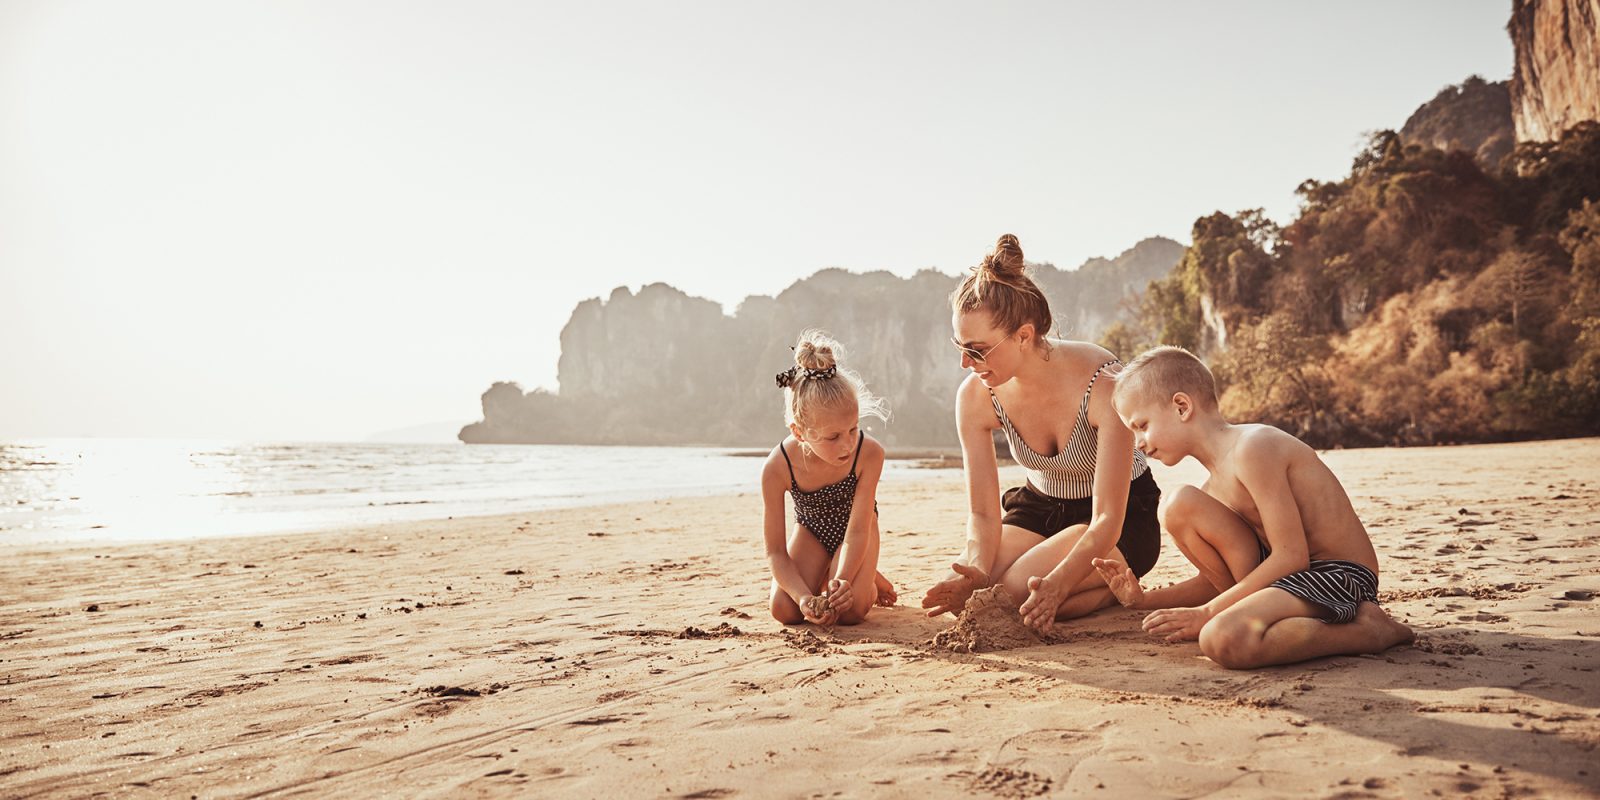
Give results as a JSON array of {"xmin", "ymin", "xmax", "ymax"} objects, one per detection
[
  {"xmin": 1509, "ymin": 0, "xmax": 1600, "ymax": 142},
  {"xmin": 1399, "ymin": 76, "xmax": 1514, "ymax": 167},
  {"xmin": 460, "ymin": 237, "xmax": 1183, "ymax": 447}
]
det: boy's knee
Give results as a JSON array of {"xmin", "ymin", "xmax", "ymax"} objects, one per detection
[
  {"xmin": 1198, "ymin": 617, "xmax": 1260, "ymax": 670},
  {"xmin": 1159, "ymin": 486, "xmax": 1206, "ymax": 532}
]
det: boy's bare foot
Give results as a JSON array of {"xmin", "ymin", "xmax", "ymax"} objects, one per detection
[
  {"xmin": 1091, "ymin": 558, "xmax": 1145, "ymax": 609},
  {"xmin": 874, "ymin": 572, "xmax": 897, "ymax": 607},
  {"xmin": 1354, "ymin": 602, "xmax": 1415, "ymax": 652}
]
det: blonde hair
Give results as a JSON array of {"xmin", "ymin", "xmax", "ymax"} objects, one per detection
[
  {"xmin": 1115, "ymin": 345, "xmax": 1220, "ymax": 410},
  {"xmin": 779, "ymin": 330, "xmax": 888, "ymax": 432},
  {"xmin": 950, "ymin": 233, "xmax": 1054, "ymax": 347}
]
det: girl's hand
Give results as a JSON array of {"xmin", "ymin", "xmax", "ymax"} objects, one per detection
[
  {"xmin": 800, "ymin": 594, "xmax": 832, "ymax": 624},
  {"xmin": 1019, "ymin": 575, "xmax": 1067, "ymax": 634},
  {"xmin": 920, "ymin": 562, "xmax": 990, "ymax": 617},
  {"xmin": 1092, "ymin": 557, "xmax": 1146, "ymax": 609},
  {"xmin": 825, "ymin": 578, "xmax": 853, "ymax": 613}
]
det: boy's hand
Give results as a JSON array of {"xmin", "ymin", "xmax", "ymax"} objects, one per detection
[
  {"xmin": 1141, "ymin": 606, "xmax": 1209, "ymax": 642},
  {"xmin": 920, "ymin": 562, "xmax": 990, "ymax": 617},
  {"xmin": 1092, "ymin": 558, "xmax": 1146, "ymax": 609},
  {"xmin": 825, "ymin": 578, "xmax": 853, "ymax": 612},
  {"xmin": 1019, "ymin": 575, "xmax": 1066, "ymax": 634}
]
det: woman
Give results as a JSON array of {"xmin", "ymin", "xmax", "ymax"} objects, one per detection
[{"xmin": 919, "ymin": 234, "xmax": 1162, "ymax": 633}]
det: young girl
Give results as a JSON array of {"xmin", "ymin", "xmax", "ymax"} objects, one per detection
[{"xmin": 762, "ymin": 330, "xmax": 896, "ymax": 626}]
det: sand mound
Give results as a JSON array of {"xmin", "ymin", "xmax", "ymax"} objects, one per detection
[{"xmin": 929, "ymin": 587, "xmax": 1046, "ymax": 653}]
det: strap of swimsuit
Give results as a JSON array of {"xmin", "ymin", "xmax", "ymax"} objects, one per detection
[
  {"xmin": 778, "ymin": 442, "xmax": 799, "ymax": 486},
  {"xmin": 987, "ymin": 387, "xmax": 1006, "ymax": 423},
  {"xmin": 849, "ymin": 430, "xmax": 865, "ymax": 475},
  {"xmin": 1077, "ymin": 359, "xmax": 1121, "ymax": 417}
]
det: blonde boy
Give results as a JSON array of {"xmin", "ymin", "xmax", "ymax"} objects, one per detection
[{"xmin": 1092, "ymin": 346, "xmax": 1413, "ymax": 669}]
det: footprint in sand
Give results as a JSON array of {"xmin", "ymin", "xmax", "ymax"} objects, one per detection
[
  {"xmin": 949, "ymin": 766, "xmax": 1054, "ymax": 798},
  {"xmin": 992, "ymin": 727, "xmax": 1102, "ymax": 782}
]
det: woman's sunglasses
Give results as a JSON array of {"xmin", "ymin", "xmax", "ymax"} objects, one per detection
[{"xmin": 950, "ymin": 334, "xmax": 1010, "ymax": 364}]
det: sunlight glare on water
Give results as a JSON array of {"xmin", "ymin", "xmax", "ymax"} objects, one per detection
[{"xmin": 0, "ymin": 439, "xmax": 801, "ymax": 545}]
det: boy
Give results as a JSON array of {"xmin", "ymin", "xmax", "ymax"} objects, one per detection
[{"xmin": 1091, "ymin": 346, "xmax": 1413, "ymax": 669}]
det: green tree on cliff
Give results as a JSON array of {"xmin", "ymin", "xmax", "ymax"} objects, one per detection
[{"xmin": 1127, "ymin": 117, "xmax": 1600, "ymax": 446}]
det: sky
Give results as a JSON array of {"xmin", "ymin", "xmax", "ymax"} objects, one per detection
[{"xmin": 0, "ymin": 1, "xmax": 1514, "ymax": 442}]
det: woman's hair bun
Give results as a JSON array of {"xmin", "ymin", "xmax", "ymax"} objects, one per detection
[
  {"xmin": 983, "ymin": 233, "xmax": 1026, "ymax": 279},
  {"xmin": 950, "ymin": 233, "xmax": 1053, "ymax": 344}
]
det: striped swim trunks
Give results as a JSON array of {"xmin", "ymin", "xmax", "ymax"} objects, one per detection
[{"xmin": 1256, "ymin": 541, "xmax": 1379, "ymax": 624}]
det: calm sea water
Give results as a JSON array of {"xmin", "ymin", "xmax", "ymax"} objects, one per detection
[{"xmin": 0, "ymin": 439, "xmax": 922, "ymax": 545}]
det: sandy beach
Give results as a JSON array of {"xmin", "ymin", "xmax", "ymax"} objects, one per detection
[{"xmin": 2, "ymin": 438, "xmax": 1598, "ymax": 798}]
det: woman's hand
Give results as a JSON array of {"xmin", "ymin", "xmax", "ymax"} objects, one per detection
[
  {"xmin": 1019, "ymin": 575, "xmax": 1067, "ymax": 634},
  {"xmin": 920, "ymin": 562, "xmax": 990, "ymax": 617},
  {"xmin": 1092, "ymin": 558, "xmax": 1146, "ymax": 610}
]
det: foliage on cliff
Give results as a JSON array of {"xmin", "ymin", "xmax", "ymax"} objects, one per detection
[{"xmin": 1111, "ymin": 122, "xmax": 1600, "ymax": 446}]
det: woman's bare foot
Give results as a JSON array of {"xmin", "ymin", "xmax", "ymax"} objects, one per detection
[
  {"xmin": 1091, "ymin": 558, "xmax": 1146, "ymax": 609},
  {"xmin": 874, "ymin": 572, "xmax": 897, "ymax": 607}
]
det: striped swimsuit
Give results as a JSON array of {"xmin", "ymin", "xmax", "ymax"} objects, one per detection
[
  {"xmin": 990, "ymin": 358, "xmax": 1163, "ymax": 576},
  {"xmin": 1256, "ymin": 540, "xmax": 1380, "ymax": 624},
  {"xmin": 991, "ymin": 359, "xmax": 1149, "ymax": 498}
]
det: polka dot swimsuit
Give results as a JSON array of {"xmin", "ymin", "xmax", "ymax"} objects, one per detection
[{"xmin": 781, "ymin": 432, "xmax": 869, "ymax": 557}]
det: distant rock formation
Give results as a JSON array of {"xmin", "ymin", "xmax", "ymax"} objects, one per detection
[
  {"xmin": 1509, "ymin": 0, "xmax": 1600, "ymax": 142},
  {"xmin": 460, "ymin": 237, "xmax": 1184, "ymax": 447},
  {"xmin": 366, "ymin": 421, "xmax": 473, "ymax": 444},
  {"xmin": 1399, "ymin": 76, "xmax": 1514, "ymax": 167}
]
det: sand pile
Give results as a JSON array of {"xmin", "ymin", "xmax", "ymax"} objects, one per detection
[{"xmin": 930, "ymin": 586, "xmax": 1049, "ymax": 653}]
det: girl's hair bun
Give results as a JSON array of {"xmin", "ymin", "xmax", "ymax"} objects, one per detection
[{"xmin": 794, "ymin": 331, "xmax": 840, "ymax": 371}]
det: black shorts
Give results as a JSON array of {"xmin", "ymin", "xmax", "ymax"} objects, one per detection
[{"xmin": 1000, "ymin": 470, "xmax": 1162, "ymax": 577}]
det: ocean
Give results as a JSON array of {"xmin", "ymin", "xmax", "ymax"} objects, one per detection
[{"xmin": 0, "ymin": 439, "xmax": 929, "ymax": 546}]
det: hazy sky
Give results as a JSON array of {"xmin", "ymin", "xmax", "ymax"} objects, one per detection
[{"xmin": 1, "ymin": 1, "xmax": 1513, "ymax": 442}]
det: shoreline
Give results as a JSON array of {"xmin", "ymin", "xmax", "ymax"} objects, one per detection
[
  {"xmin": 2, "ymin": 438, "xmax": 1597, "ymax": 798},
  {"xmin": 1, "ymin": 441, "xmax": 917, "ymax": 549}
]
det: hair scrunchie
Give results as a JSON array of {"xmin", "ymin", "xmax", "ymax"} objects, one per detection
[{"xmin": 775, "ymin": 365, "xmax": 836, "ymax": 388}]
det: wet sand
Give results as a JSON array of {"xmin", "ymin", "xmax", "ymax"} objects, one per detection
[{"xmin": 2, "ymin": 439, "xmax": 1597, "ymax": 798}]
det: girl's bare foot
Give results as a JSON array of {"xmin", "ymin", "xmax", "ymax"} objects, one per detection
[{"xmin": 874, "ymin": 572, "xmax": 897, "ymax": 607}]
